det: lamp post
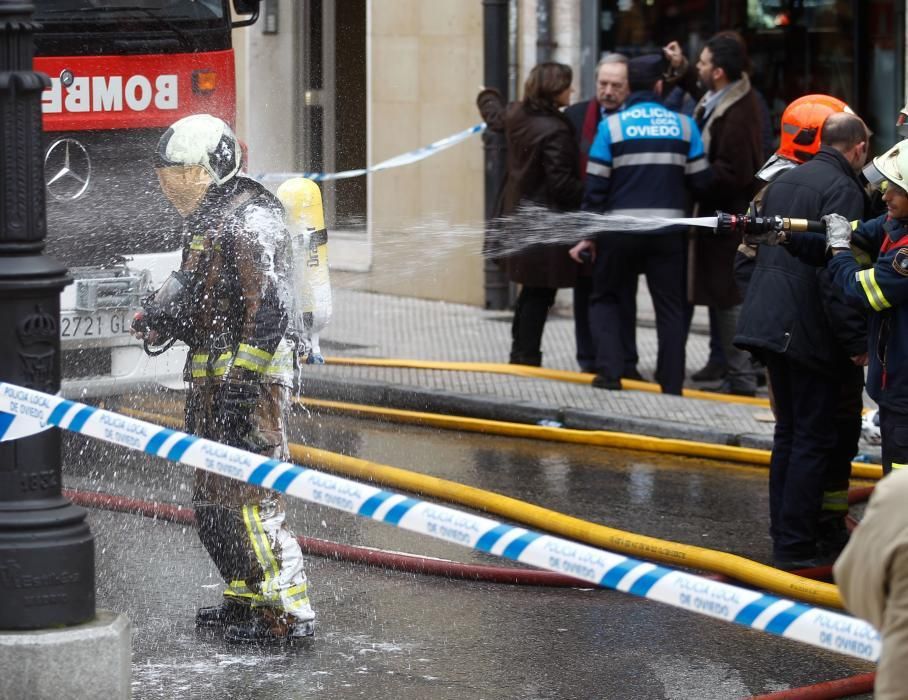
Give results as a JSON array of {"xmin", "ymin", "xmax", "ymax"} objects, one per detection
[{"xmin": 0, "ymin": 0, "xmax": 95, "ymax": 630}]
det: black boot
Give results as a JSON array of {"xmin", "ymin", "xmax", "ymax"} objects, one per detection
[
  {"xmin": 224, "ymin": 611, "xmax": 315, "ymax": 644},
  {"xmin": 195, "ymin": 599, "xmax": 253, "ymax": 629}
]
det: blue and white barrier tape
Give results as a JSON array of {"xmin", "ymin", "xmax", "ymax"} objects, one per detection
[
  {"xmin": 253, "ymin": 123, "xmax": 487, "ymax": 183},
  {"xmin": 0, "ymin": 381, "xmax": 881, "ymax": 663}
]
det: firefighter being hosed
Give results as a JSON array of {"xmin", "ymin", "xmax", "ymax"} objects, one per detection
[{"xmin": 133, "ymin": 114, "xmax": 316, "ymax": 644}]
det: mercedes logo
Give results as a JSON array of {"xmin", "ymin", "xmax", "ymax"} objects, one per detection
[{"xmin": 44, "ymin": 138, "xmax": 91, "ymax": 201}]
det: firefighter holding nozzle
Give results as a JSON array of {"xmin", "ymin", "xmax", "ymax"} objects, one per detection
[
  {"xmin": 745, "ymin": 139, "xmax": 908, "ymax": 476},
  {"xmin": 132, "ymin": 114, "xmax": 315, "ymax": 644}
]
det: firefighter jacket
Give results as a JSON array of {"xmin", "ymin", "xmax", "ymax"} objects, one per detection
[
  {"xmin": 788, "ymin": 213, "xmax": 908, "ymax": 411},
  {"xmin": 734, "ymin": 147, "xmax": 869, "ymax": 374},
  {"xmin": 582, "ymin": 90, "xmax": 711, "ymax": 224},
  {"xmin": 178, "ymin": 176, "xmax": 294, "ymax": 387}
]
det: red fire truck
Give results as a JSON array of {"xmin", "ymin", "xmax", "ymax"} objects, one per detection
[{"xmin": 34, "ymin": 0, "xmax": 260, "ymax": 396}]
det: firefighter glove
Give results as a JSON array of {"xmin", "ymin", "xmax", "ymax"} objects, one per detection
[{"xmin": 822, "ymin": 213, "xmax": 852, "ymax": 251}]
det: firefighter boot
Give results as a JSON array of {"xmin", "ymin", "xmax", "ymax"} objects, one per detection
[
  {"xmin": 224, "ymin": 608, "xmax": 315, "ymax": 645},
  {"xmin": 195, "ymin": 599, "xmax": 253, "ymax": 629}
]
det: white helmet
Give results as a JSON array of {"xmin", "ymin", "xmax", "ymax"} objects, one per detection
[
  {"xmin": 861, "ymin": 409, "xmax": 881, "ymax": 445},
  {"xmin": 863, "ymin": 139, "xmax": 908, "ymax": 189},
  {"xmin": 155, "ymin": 114, "xmax": 242, "ymax": 185}
]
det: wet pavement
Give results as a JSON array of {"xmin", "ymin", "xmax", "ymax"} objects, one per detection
[{"xmin": 65, "ymin": 409, "xmax": 874, "ymax": 699}]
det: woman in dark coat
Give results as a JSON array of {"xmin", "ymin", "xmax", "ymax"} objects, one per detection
[{"xmin": 478, "ymin": 62, "xmax": 584, "ymax": 366}]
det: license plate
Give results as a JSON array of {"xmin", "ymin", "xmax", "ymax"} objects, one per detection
[{"xmin": 60, "ymin": 310, "xmax": 134, "ymax": 341}]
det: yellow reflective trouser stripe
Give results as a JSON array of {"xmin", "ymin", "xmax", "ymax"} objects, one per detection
[
  {"xmin": 190, "ymin": 235, "xmax": 205, "ymax": 251},
  {"xmin": 284, "ymin": 583, "xmax": 310, "ymax": 607},
  {"xmin": 893, "ymin": 463, "xmax": 908, "ymax": 470},
  {"xmin": 234, "ymin": 343, "xmax": 273, "ymax": 374},
  {"xmin": 224, "ymin": 579, "xmax": 265, "ymax": 603},
  {"xmin": 191, "ymin": 351, "xmax": 234, "ymax": 378},
  {"xmin": 857, "ymin": 269, "xmax": 892, "ymax": 312},
  {"xmin": 821, "ymin": 490, "xmax": 849, "ymax": 512},
  {"xmin": 242, "ymin": 505, "xmax": 280, "ymax": 593}
]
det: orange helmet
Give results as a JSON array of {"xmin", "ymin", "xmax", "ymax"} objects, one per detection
[{"xmin": 777, "ymin": 94, "xmax": 853, "ymax": 164}]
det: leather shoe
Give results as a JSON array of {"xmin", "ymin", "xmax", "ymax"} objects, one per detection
[
  {"xmin": 591, "ymin": 374, "xmax": 622, "ymax": 390},
  {"xmin": 691, "ymin": 362, "xmax": 728, "ymax": 382},
  {"xmin": 717, "ymin": 381, "xmax": 756, "ymax": 397},
  {"xmin": 622, "ymin": 368, "xmax": 645, "ymax": 381}
]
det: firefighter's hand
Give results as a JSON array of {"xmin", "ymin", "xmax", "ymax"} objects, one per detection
[
  {"xmin": 569, "ymin": 239, "xmax": 595, "ymax": 263},
  {"xmin": 823, "ymin": 213, "xmax": 852, "ymax": 251},
  {"xmin": 130, "ymin": 311, "xmax": 160, "ymax": 345}
]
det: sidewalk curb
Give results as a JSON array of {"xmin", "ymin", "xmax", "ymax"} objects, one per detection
[{"xmin": 300, "ymin": 375, "xmax": 779, "ymax": 451}]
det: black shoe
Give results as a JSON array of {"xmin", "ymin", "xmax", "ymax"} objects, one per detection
[
  {"xmin": 622, "ymin": 368, "xmax": 645, "ymax": 382},
  {"xmin": 224, "ymin": 615, "xmax": 316, "ymax": 645},
  {"xmin": 591, "ymin": 374, "xmax": 622, "ymax": 390},
  {"xmin": 716, "ymin": 381, "xmax": 756, "ymax": 397},
  {"xmin": 195, "ymin": 600, "xmax": 253, "ymax": 629},
  {"xmin": 509, "ymin": 351, "xmax": 542, "ymax": 367},
  {"xmin": 817, "ymin": 517, "xmax": 851, "ymax": 559},
  {"xmin": 691, "ymin": 362, "xmax": 728, "ymax": 382}
]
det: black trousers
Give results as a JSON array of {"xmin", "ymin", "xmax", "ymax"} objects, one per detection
[
  {"xmin": 765, "ymin": 355, "xmax": 862, "ymax": 559},
  {"xmin": 510, "ymin": 285, "xmax": 557, "ymax": 365},
  {"xmin": 574, "ymin": 273, "xmax": 638, "ymax": 374},
  {"xmin": 881, "ymin": 406, "xmax": 908, "ymax": 475},
  {"xmin": 590, "ymin": 232, "xmax": 685, "ymax": 394}
]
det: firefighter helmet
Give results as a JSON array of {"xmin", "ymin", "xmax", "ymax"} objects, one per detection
[
  {"xmin": 863, "ymin": 138, "xmax": 908, "ymax": 189},
  {"xmin": 777, "ymin": 94, "xmax": 852, "ymax": 164},
  {"xmin": 155, "ymin": 114, "xmax": 242, "ymax": 186}
]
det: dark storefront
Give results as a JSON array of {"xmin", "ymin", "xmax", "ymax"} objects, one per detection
[{"xmin": 587, "ymin": 0, "xmax": 905, "ymax": 150}]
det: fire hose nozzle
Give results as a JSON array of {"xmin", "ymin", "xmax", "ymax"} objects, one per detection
[{"xmin": 714, "ymin": 211, "xmax": 826, "ymax": 236}]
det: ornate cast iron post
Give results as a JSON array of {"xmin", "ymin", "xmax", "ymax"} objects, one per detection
[{"xmin": 0, "ymin": 0, "xmax": 95, "ymax": 629}]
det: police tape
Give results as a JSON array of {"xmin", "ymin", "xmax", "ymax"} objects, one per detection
[
  {"xmin": 0, "ymin": 381, "xmax": 881, "ymax": 663},
  {"xmin": 253, "ymin": 123, "xmax": 487, "ymax": 183}
]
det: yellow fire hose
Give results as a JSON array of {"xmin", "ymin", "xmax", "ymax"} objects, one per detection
[
  {"xmin": 124, "ymin": 405, "xmax": 845, "ymax": 609},
  {"xmin": 325, "ymin": 357, "xmax": 771, "ymax": 408},
  {"xmin": 298, "ymin": 397, "xmax": 883, "ymax": 482}
]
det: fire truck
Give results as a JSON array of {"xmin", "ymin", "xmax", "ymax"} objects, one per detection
[{"xmin": 34, "ymin": 0, "xmax": 260, "ymax": 397}]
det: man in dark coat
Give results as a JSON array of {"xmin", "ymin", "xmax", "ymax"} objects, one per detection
[
  {"xmin": 477, "ymin": 63, "xmax": 584, "ymax": 366},
  {"xmin": 735, "ymin": 112, "xmax": 870, "ymax": 569},
  {"xmin": 665, "ymin": 34, "xmax": 764, "ymax": 395},
  {"xmin": 569, "ymin": 54, "xmax": 710, "ymax": 395},
  {"xmin": 563, "ymin": 53, "xmax": 641, "ymax": 378}
]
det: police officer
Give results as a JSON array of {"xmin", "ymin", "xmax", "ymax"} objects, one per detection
[
  {"xmin": 135, "ymin": 114, "xmax": 315, "ymax": 644},
  {"xmin": 569, "ymin": 54, "xmax": 711, "ymax": 395},
  {"xmin": 751, "ymin": 138, "xmax": 908, "ymax": 476}
]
